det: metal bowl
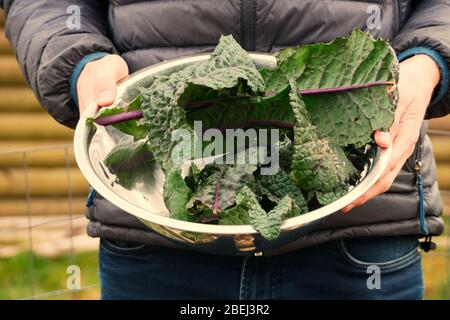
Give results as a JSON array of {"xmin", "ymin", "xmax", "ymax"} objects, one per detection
[{"xmin": 74, "ymin": 53, "xmax": 392, "ymax": 256}]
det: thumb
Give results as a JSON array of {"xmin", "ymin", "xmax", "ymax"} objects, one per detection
[
  {"xmin": 94, "ymin": 71, "xmax": 118, "ymax": 107},
  {"xmin": 94, "ymin": 56, "xmax": 129, "ymax": 107},
  {"xmin": 95, "ymin": 85, "xmax": 116, "ymax": 107},
  {"xmin": 374, "ymin": 131, "xmax": 392, "ymax": 149}
]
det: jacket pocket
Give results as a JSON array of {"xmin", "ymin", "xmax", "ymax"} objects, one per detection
[{"xmin": 336, "ymin": 236, "xmax": 420, "ymax": 272}]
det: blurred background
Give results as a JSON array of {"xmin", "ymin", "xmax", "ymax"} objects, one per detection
[
  {"xmin": 0, "ymin": 10, "xmax": 98, "ymax": 300},
  {"xmin": 0, "ymin": 9, "xmax": 449, "ymax": 299}
]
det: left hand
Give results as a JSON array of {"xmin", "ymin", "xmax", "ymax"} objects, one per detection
[{"xmin": 342, "ymin": 54, "xmax": 441, "ymax": 213}]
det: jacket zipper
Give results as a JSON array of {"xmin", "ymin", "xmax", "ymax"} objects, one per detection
[
  {"xmin": 241, "ymin": 0, "xmax": 257, "ymax": 51},
  {"xmin": 414, "ymin": 135, "xmax": 437, "ymax": 251}
]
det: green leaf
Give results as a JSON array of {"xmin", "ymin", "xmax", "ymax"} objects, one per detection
[
  {"xmin": 186, "ymin": 163, "xmax": 257, "ymax": 215},
  {"xmin": 104, "ymin": 139, "xmax": 156, "ymax": 190},
  {"xmin": 184, "ymin": 163, "xmax": 201, "ymax": 191},
  {"xmin": 256, "ymin": 169, "xmax": 308, "ymax": 215},
  {"xmin": 302, "ymin": 86, "xmax": 394, "ymax": 147},
  {"xmin": 289, "ymin": 81, "xmax": 357, "ymax": 194},
  {"xmin": 316, "ymin": 186, "xmax": 349, "ymax": 206},
  {"xmin": 140, "ymin": 35, "xmax": 266, "ymax": 171},
  {"xmin": 218, "ymin": 204, "xmax": 251, "ymax": 225},
  {"xmin": 186, "ymin": 88, "xmax": 292, "ymax": 131},
  {"xmin": 163, "ymin": 166, "xmax": 194, "ymax": 222},
  {"xmin": 94, "ymin": 97, "xmax": 147, "ymax": 140},
  {"xmin": 236, "ymin": 186, "xmax": 292, "ymax": 241},
  {"xmin": 278, "ymin": 136, "xmax": 294, "ymax": 173},
  {"xmin": 261, "ymin": 29, "xmax": 398, "ymax": 93},
  {"xmin": 261, "ymin": 29, "xmax": 397, "ymax": 147},
  {"xmin": 96, "ymin": 31, "xmax": 399, "ymax": 237}
]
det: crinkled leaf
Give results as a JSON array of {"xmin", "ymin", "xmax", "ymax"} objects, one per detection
[
  {"xmin": 218, "ymin": 204, "xmax": 251, "ymax": 225},
  {"xmin": 95, "ymin": 31, "xmax": 400, "ymax": 240},
  {"xmin": 140, "ymin": 35, "xmax": 265, "ymax": 171},
  {"xmin": 261, "ymin": 29, "xmax": 398, "ymax": 94},
  {"xmin": 261, "ymin": 29, "xmax": 397, "ymax": 147},
  {"xmin": 302, "ymin": 86, "xmax": 394, "ymax": 147},
  {"xmin": 256, "ymin": 169, "xmax": 308, "ymax": 215},
  {"xmin": 236, "ymin": 186, "xmax": 292, "ymax": 241},
  {"xmin": 316, "ymin": 186, "xmax": 349, "ymax": 206},
  {"xmin": 186, "ymin": 163, "xmax": 257, "ymax": 215},
  {"xmin": 186, "ymin": 89, "xmax": 292, "ymax": 130},
  {"xmin": 289, "ymin": 81, "xmax": 357, "ymax": 194}
]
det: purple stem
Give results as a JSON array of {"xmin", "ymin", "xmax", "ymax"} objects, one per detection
[
  {"xmin": 267, "ymin": 81, "xmax": 393, "ymax": 97},
  {"xmin": 94, "ymin": 81, "xmax": 393, "ymax": 126},
  {"xmin": 218, "ymin": 120, "xmax": 294, "ymax": 131},
  {"xmin": 183, "ymin": 96, "xmax": 253, "ymax": 110},
  {"xmin": 94, "ymin": 110, "xmax": 144, "ymax": 126}
]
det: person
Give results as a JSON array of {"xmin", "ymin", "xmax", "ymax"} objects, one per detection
[{"xmin": 2, "ymin": 0, "xmax": 449, "ymax": 300}]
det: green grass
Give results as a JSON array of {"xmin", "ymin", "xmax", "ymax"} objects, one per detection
[
  {"xmin": 423, "ymin": 252, "xmax": 450, "ymax": 300},
  {"xmin": 0, "ymin": 251, "xmax": 99, "ymax": 300},
  {"xmin": 422, "ymin": 213, "xmax": 450, "ymax": 300},
  {"xmin": 0, "ymin": 248, "xmax": 449, "ymax": 300}
]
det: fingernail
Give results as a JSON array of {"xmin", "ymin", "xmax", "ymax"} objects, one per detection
[
  {"xmin": 375, "ymin": 131, "xmax": 391, "ymax": 148},
  {"xmin": 377, "ymin": 131, "xmax": 391, "ymax": 141},
  {"xmin": 97, "ymin": 90, "xmax": 114, "ymax": 105}
]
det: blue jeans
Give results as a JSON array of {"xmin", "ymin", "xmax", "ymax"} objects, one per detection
[{"xmin": 99, "ymin": 235, "xmax": 423, "ymax": 300}]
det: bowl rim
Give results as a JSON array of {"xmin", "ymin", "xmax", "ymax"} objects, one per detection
[{"xmin": 74, "ymin": 53, "xmax": 392, "ymax": 235}]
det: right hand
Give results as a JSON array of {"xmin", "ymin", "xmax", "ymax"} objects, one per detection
[{"xmin": 77, "ymin": 54, "xmax": 129, "ymax": 115}]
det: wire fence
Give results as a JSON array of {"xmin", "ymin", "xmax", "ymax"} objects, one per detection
[
  {"xmin": 0, "ymin": 141, "xmax": 449, "ymax": 299},
  {"xmin": 0, "ymin": 143, "xmax": 99, "ymax": 300}
]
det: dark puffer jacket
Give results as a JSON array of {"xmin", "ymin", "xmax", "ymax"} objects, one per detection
[{"xmin": 2, "ymin": 0, "xmax": 449, "ymax": 254}]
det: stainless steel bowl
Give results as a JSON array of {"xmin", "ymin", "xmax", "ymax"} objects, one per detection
[{"xmin": 74, "ymin": 53, "xmax": 392, "ymax": 256}]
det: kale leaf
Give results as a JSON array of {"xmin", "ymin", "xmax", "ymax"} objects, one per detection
[{"xmin": 97, "ymin": 30, "xmax": 398, "ymax": 241}]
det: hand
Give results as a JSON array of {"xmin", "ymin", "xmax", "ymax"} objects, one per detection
[
  {"xmin": 342, "ymin": 54, "xmax": 441, "ymax": 213},
  {"xmin": 77, "ymin": 54, "xmax": 129, "ymax": 115}
]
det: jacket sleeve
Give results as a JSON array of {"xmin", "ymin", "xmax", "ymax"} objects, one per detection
[
  {"xmin": 1, "ymin": 0, "xmax": 116, "ymax": 128},
  {"xmin": 392, "ymin": 0, "xmax": 450, "ymax": 119}
]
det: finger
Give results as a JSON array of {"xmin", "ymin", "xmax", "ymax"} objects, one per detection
[
  {"xmin": 386, "ymin": 129, "xmax": 416, "ymax": 174},
  {"xmin": 374, "ymin": 126, "xmax": 415, "ymax": 187},
  {"xmin": 342, "ymin": 131, "xmax": 415, "ymax": 213},
  {"xmin": 390, "ymin": 91, "xmax": 416, "ymax": 139},
  {"xmin": 342, "ymin": 160, "xmax": 402, "ymax": 213},
  {"xmin": 389, "ymin": 117, "xmax": 400, "ymax": 139},
  {"xmin": 374, "ymin": 131, "xmax": 391, "ymax": 148},
  {"xmin": 373, "ymin": 106, "xmax": 403, "ymax": 149}
]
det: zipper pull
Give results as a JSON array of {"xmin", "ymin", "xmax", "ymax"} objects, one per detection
[
  {"xmin": 415, "ymin": 160, "xmax": 429, "ymax": 236},
  {"xmin": 419, "ymin": 236, "xmax": 437, "ymax": 252},
  {"xmin": 414, "ymin": 160, "xmax": 422, "ymax": 174}
]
